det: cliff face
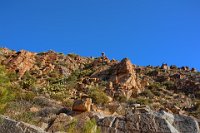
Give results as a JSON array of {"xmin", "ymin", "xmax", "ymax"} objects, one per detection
[{"xmin": 0, "ymin": 48, "xmax": 199, "ymax": 133}]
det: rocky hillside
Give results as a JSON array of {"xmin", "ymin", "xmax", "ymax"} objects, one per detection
[{"xmin": 0, "ymin": 48, "xmax": 199, "ymax": 133}]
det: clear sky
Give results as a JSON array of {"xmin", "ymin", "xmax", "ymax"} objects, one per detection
[{"xmin": 0, "ymin": 0, "xmax": 200, "ymax": 70}]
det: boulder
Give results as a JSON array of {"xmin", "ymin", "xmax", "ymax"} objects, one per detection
[
  {"xmin": 161, "ymin": 63, "xmax": 169, "ymax": 70},
  {"xmin": 72, "ymin": 98, "xmax": 92, "ymax": 112},
  {"xmin": 47, "ymin": 113, "xmax": 73, "ymax": 132}
]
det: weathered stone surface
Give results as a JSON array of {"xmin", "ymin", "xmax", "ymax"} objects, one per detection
[
  {"xmin": 0, "ymin": 115, "xmax": 46, "ymax": 133},
  {"xmin": 94, "ymin": 107, "xmax": 200, "ymax": 133},
  {"xmin": 92, "ymin": 58, "xmax": 143, "ymax": 96},
  {"xmin": 4, "ymin": 50, "xmax": 36, "ymax": 78},
  {"xmin": 72, "ymin": 98, "xmax": 92, "ymax": 112},
  {"xmin": 47, "ymin": 113, "xmax": 73, "ymax": 132}
]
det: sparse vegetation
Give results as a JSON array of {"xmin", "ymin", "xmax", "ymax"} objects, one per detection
[
  {"xmin": 83, "ymin": 119, "xmax": 101, "ymax": 133},
  {"xmin": 88, "ymin": 86, "xmax": 109, "ymax": 105},
  {"xmin": 0, "ymin": 48, "xmax": 200, "ymax": 132},
  {"xmin": 0, "ymin": 65, "xmax": 16, "ymax": 113},
  {"xmin": 127, "ymin": 97, "xmax": 152, "ymax": 106},
  {"xmin": 20, "ymin": 71, "xmax": 36, "ymax": 89},
  {"xmin": 140, "ymin": 89, "xmax": 154, "ymax": 98},
  {"xmin": 14, "ymin": 112, "xmax": 37, "ymax": 125}
]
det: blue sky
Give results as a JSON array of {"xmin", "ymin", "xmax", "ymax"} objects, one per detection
[{"xmin": 0, "ymin": 0, "xmax": 200, "ymax": 70}]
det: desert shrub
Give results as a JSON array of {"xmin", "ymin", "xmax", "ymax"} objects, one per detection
[
  {"xmin": 14, "ymin": 112, "xmax": 37, "ymax": 125},
  {"xmin": 80, "ymin": 69, "xmax": 94, "ymax": 77},
  {"xmin": 0, "ymin": 65, "xmax": 15, "ymax": 113},
  {"xmin": 88, "ymin": 86, "xmax": 109, "ymax": 105},
  {"xmin": 66, "ymin": 119, "xmax": 78, "ymax": 133},
  {"xmin": 20, "ymin": 71, "xmax": 36, "ymax": 89},
  {"xmin": 63, "ymin": 99, "xmax": 74, "ymax": 107},
  {"xmin": 68, "ymin": 53, "xmax": 79, "ymax": 59},
  {"xmin": 15, "ymin": 90, "xmax": 36, "ymax": 101},
  {"xmin": 147, "ymin": 69, "xmax": 159, "ymax": 76},
  {"xmin": 48, "ymin": 70, "xmax": 61, "ymax": 78},
  {"xmin": 65, "ymin": 69, "xmax": 81, "ymax": 83},
  {"xmin": 100, "ymin": 80, "xmax": 108, "ymax": 87},
  {"xmin": 128, "ymin": 97, "xmax": 151, "ymax": 105},
  {"xmin": 115, "ymin": 95, "xmax": 127, "ymax": 103},
  {"xmin": 153, "ymin": 91, "xmax": 161, "ymax": 96},
  {"xmin": 196, "ymin": 90, "xmax": 200, "ymax": 98},
  {"xmin": 148, "ymin": 82, "xmax": 164, "ymax": 90},
  {"xmin": 0, "ymin": 87, "xmax": 15, "ymax": 113},
  {"xmin": 163, "ymin": 81, "xmax": 176, "ymax": 90},
  {"xmin": 136, "ymin": 97, "xmax": 151, "ymax": 105},
  {"xmin": 83, "ymin": 119, "xmax": 100, "ymax": 133},
  {"xmin": 127, "ymin": 98, "xmax": 137, "ymax": 105},
  {"xmin": 140, "ymin": 89, "xmax": 154, "ymax": 98},
  {"xmin": 50, "ymin": 91, "xmax": 70, "ymax": 101},
  {"xmin": 7, "ymin": 71, "xmax": 18, "ymax": 82},
  {"xmin": 127, "ymin": 97, "xmax": 151, "ymax": 105},
  {"xmin": 36, "ymin": 52, "xmax": 45, "ymax": 56}
]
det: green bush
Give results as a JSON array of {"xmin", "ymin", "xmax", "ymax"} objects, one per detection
[
  {"xmin": 83, "ymin": 119, "xmax": 100, "ymax": 133},
  {"xmin": 0, "ymin": 65, "xmax": 15, "ymax": 113},
  {"xmin": 115, "ymin": 95, "xmax": 127, "ymax": 103},
  {"xmin": 66, "ymin": 119, "xmax": 78, "ymax": 133},
  {"xmin": 163, "ymin": 81, "xmax": 175, "ymax": 90},
  {"xmin": 140, "ymin": 89, "xmax": 154, "ymax": 98},
  {"xmin": 80, "ymin": 69, "xmax": 94, "ymax": 77},
  {"xmin": 14, "ymin": 112, "xmax": 37, "ymax": 125},
  {"xmin": 68, "ymin": 53, "xmax": 79, "ymax": 59},
  {"xmin": 89, "ymin": 86, "xmax": 109, "ymax": 105},
  {"xmin": 15, "ymin": 90, "xmax": 36, "ymax": 101},
  {"xmin": 128, "ymin": 97, "xmax": 151, "ymax": 105},
  {"xmin": 127, "ymin": 98, "xmax": 137, "ymax": 105},
  {"xmin": 148, "ymin": 82, "xmax": 164, "ymax": 90},
  {"xmin": 136, "ymin": 97, "xmax": 151, "ymax": 105},
  {"xmin": 20, "ymin": 71, "xmax": 36, "ymax": 89}
]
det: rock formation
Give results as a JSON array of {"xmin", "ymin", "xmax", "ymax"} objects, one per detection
[
  {"xmin": 0, "ymin": 48, "xmax": 199, "ymax": 133},
  {"xmin": 0, "ymin": 115, "xmax": 46, "ymax": 133},
  {"xmin": 94, "ymin": 106, "xmax": 200, "ymax": 133},
  {"xmin": 72, "ymin": 98, "xmax": 92, "ymax": 112},
  {"xmin": 3, "ymin": 50, "xmax": 36, "ymax": 78},
  {"xmin": 92, "ymin": 58, "xmax": 143, "ymax": 97}
]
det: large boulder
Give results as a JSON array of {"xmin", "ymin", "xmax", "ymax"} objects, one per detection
[{"xmin": 72, "ymin": 98, "xmax": 92, "ymax": 112}]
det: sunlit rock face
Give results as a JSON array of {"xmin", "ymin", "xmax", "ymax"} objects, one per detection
[
  {"xmin": 93, "ymin": 106, "xmax": 200, "ymax": 133},
  {"xmin": 92, "ymin": 58, "xmax": 143, "ymax": 97}
]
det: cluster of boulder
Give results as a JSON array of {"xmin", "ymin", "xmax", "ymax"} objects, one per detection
[
  {"xmin": 95, "ymin": 105, "xmax": 200, "ymax": 133},
  {"xmin": 1, "ymin": 104, "xmax": 199, "ymax": 133},
  {"xmin": 0, "ymin": 48, "xmax": 200, "ymax": 133}
]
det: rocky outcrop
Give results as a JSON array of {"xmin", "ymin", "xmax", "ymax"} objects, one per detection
[
  {"xmin": 72, "ymin": 98, "xmax": 92, "ymax": 112},
  {"xmin": 47, "ymin": 113, "xmax": 74, "ymax": 132},
  {"xmin": 0, "ymin": 115, "xmax": 46, "ymax": 133},
  {"xmin": 92, "ymin": 58, "xmax": 143, "ymax": 97},
  {"xmin": 109, "ymin": 58, "xmax": 141, "ymax": 90},
  {"xmin": 3, "ymin": 50, "xmax": 36, "ymax": 78},
  {"xmin": 93, "ymin": 106, "xmax": 200, "ymax": 133}
]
